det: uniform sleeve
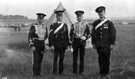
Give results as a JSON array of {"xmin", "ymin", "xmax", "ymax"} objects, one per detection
[
  {"xmin": 91, "ymin": 22, "xmax": 96, "ymax": 45},
  {"xmin": 70, "ymin": 24, "xmax": 74, "ymax": 43},
  {"xmin": 109, "ymin": 21, "xmax": 116, "ymax": 45},
  {"xmin": 84, "ymin": 24, "xmax": 91, "ymax": 40},
  {"xmin": 28, "ymin": 25, "xmax": 35, "ymax": 47},
  {"xmin": 48, "ymin": 24, "xmax": 54, "ymax": 47},
  {"xmin": 45, "ymin": 27, "xmax": 48, "ymax": 40},
  {"xmin": 65, "ymin": 24, "xmax": 69, "ymax": 42}
]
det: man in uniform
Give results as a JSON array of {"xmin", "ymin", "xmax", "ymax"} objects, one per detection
[
  {"xmin": 28, "ymin": 13, "xmax": 48, "ymax": 76},
  {"xmin": 49, "ymin": 10, "xmax": 69, "ymax": 75},
  {"xmin": 70, "ymin": 10, "xmax": 90, "ymax": 76},
  {"xmin": 91, "ymin": 6, "xmax": 116, "ymax": 78}
]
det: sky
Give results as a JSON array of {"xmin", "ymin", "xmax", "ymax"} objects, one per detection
[{"xmin": 0, "ymin": 0, "xmax": 135, "ymax": 19}]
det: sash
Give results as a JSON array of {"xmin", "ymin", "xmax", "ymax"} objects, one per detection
[
  {"xmin": 54, "ymin": 23, "xmax": 64, "ymax": 34},
  {"xmin": 95, "ymin": 19, "xmax": 108, "ymax": 30},
  {"xmin": 49, "ymin": 29, "xmax": 53, "ymax": 33}
]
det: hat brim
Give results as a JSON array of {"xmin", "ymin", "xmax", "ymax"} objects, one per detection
[
  {"xmin": 75, "ymin": 10, "xmax": 84, "ymax": 14},
  {"xmin": 54, "ymin": 10, "xmax": 64, "ymax": 13},
  {"xmin": 95, "ymin": 6, "xmax": 105, "ymax": 13},
  {"xmin": 36, "ymin": 13, "xmax": 46, "ymax": 16}
]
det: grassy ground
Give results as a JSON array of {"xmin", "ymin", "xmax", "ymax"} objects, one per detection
[{"xmin": 0, "ymin": 25, "xmax": 135, "ymax": 79}]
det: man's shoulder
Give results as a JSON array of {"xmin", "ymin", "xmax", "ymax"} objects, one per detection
[
  {"xmin": 106, "ymin": 19, "xmax": 113, "ymax": 23},
  {"xmin": 63, "ymin": 23, "xmax": 68, "ymax": 26},
  {"xmin": 92, "ymin": 19, "xmax": 100, "ymax": 27},
  {"xmin": 30, "ymin": 23, "xmax": 36, "ymax": 28},
  {"xmin": 73, "ymin": 22, "xmax": 77, "ymax": 26},
  {"xmin": 31, "ymin": 23, "xmax": 38, "ymax": 26},
  {"xmin": 82, "ymin": 21, "xmax": 89, "ymax": 26},
  {"xmin": 32, "ymin": 23, "xmax": 38, "ymax": 25},
  {"xmin": 50, "ymin": 22, "xmax": 56, "ymax": 26}
]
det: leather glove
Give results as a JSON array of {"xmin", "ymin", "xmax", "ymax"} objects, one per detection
[
  {"xmin": 70, "ymin": 47, "xmax": 73, "ymax": 52},
  {"xmin": 81, "ymin": 36, "xmax": 86, "ymax": 40},
  {"xmin": 68, "ymin": 41, "xmax": 72, "ymax": 45}
]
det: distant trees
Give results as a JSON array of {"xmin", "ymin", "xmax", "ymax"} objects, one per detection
[{"xmin": 0, "ymin": 14, "xmax": 29, "ymax": 19}]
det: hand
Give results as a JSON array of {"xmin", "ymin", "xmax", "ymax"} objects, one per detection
[
  {"xmin": 68, "ymin": 45, "xmax": 73, "ymax": 51},
  {"xmin": 70, "ymin": 47, "xmax": 73, "ymax": 52},
  {"xmin": 68, "ymin": 41, "xmax": 72, "ymax": 45},
  {"xmin": 31, "ymin": 46, "xmax": 36, "ymax": 51},
  {"xmin": 93, "ymin": 45, "xmax": 96, "ymax": 49},
  {"xmin": 110, "ymin": 45, "xmax": 115, "ymax": 50},
  {"xmin": 81, "ymin": 36, "xmax": 86, "ymax": 40}
]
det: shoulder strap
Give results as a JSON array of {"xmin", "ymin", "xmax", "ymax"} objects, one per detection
[{"xmin": 95, "ymin": 19, "xmax": 108, "ymax": 30}]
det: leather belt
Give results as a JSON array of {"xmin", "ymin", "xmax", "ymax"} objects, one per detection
[
  {"xmin": 33, "ymin": 38, "xmax": 44, "ymax": 41},
  {"xmin": 74, "ymin": 35, "xmax": 83, "ymax": 38}
]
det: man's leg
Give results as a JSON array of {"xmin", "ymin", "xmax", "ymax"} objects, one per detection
[
  {"xmin": 32, "ymin": 50, "xmax": 39, "ymax": 76},
  {"xmin": 59, "ymin": 47, "xmax": 66, "ymax": 74},
  {"xmin": 103, "ymin": 47, "xmax": 111, "ymax": 75},
  {"xmin": 38, "ymin": 51, "xmax": 44, "ymax": 75},
  {"xmin": 79, "ymin": 45, "xmax": 85, "ymax": 74},
  {"xmin": 73, "ymin": 46, "xmax": 78, "ymax": 74},
  {"xmin": 52, "ymin": 47, "xmax": 59, "ymax": 75},
  {"xmin": 38, "ymin": 42, "xmax": 45, "ymax": 75},
  {"xmin": 97, "ymin": 47, "xmax": 104, "ymax": 75}
]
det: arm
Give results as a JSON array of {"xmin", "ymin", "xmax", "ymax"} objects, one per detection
[
  {"xmin": 84, "ymin": 24, "xmax": 91, "ymax": 40},
  {"xmin": 65, "ymin": 24, "xmax": 70, "ymax": 42},
  {"xmin": 48, "ymin": 24, "xmax": 54, "ymax": 47},
  {"xmin": 109, "ymin": 21, "xmax": 116, "ymax": 45},
  {"xmin": 28, "ymin": 25, "xmax": 35, "ymax": 47},
  {"xmin": 45, "ymin": 27, "xmax": 48, "ymax": 40},
  {"xmin": 91, "ymin": 23, "xmax": 96, "ymax": 45},
  {"xmin": 69, "ymin": 24, "xmax": 74, "ymax": 43}
]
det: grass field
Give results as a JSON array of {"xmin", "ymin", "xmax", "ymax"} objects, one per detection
[{"xmin": 0, "ymin": 24, "xmax": 135, "ymax": 79}]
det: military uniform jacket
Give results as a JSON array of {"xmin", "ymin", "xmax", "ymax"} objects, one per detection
[
  {"xmin": 91, "ymin": 19, "xmax": 116, "ymax": 47},
  {"xmin": 28, "ymin": 23, "xmax": 48, "ymax": 47},
  {"xmin": 70, "ymin": 21, "xmax": 91, "ymax": 46},
  {"xmin": 49, "ymin": 22, "xmax": 69, "ymax": 48}
]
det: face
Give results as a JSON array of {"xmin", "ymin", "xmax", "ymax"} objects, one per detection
[
  {"xmin": 37, "ymin": 18, "xmax": 44, "ymax": 24},
  {"xmin": 56, "ymin": 15, "xmax": 63, "ymax": 22},
  {"xmin": 98, "ymin": 11, "xmax": 105, "ymax": 19},
  {"xmin": 77, "ymin": 15, "xmax": 83, "ymax": 22}
]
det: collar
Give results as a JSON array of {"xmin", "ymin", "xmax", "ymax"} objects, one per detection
[
  {"xmin": 36, "ymin": 23, "xmax": 44, "ymax": 25},
  {"xmin": 100, "ymin": 17, "xmax": 106, "ymax": 21},
  {"xmin": 76, "ymin": 21, "xmax": 83, "ymax": 24},
  {"xmin": 57, "ymin": 21, "xmax": 63, "ymax": 24}
]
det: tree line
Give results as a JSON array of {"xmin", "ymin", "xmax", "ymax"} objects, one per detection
[{"xmin": 0, "ymin": 14, "xmax": 29, "ymax": 19}]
